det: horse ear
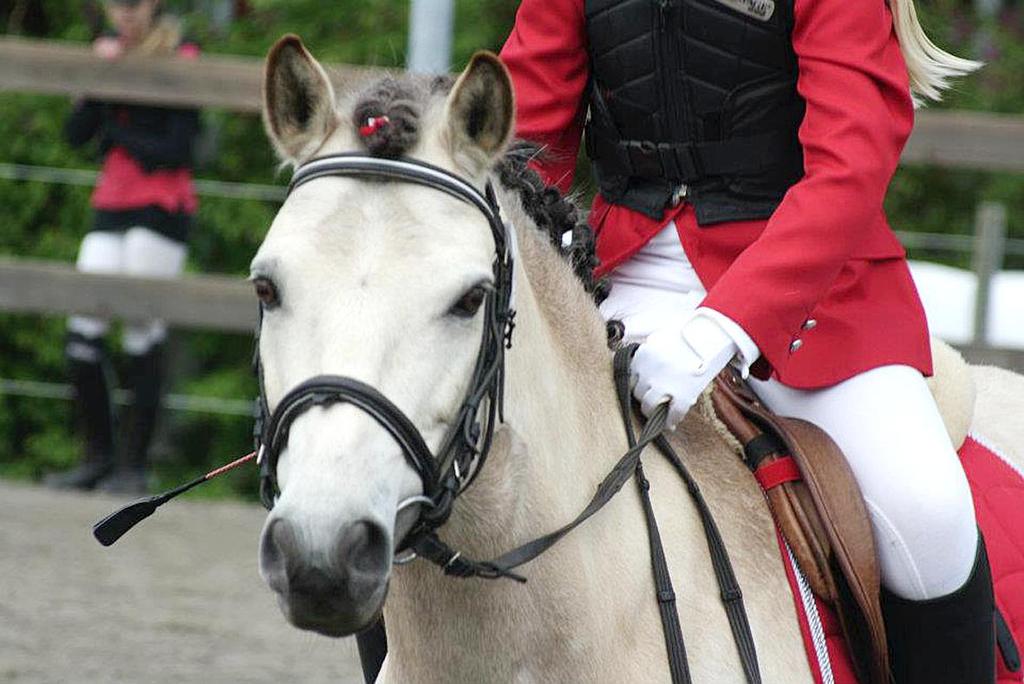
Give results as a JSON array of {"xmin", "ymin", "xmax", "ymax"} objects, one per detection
[
  {"xmin": 444, "ymin": 52, "xmax": 515, "ymax": 175},
  {"xmin": 263, "ymin": 35, "xmax": 339, "ymax": 163}
]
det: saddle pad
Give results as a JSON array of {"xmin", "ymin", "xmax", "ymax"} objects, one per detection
[
  {"xmin": 775, "ymin": 434, "xmax": 1024, "ymax": 684},
  {"xmin": 961, "ymin": 434, "xmax": 1024, "ymax": 684},
  {"xmin": 777, "ymin": 531, "xmax": 856, "ymax": 684}
]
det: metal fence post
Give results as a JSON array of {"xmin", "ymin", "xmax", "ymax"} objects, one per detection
[
  {"xmin": 407, "ymin": 0, "xmax": 454, "ymax": 74},
  {"xmin": 971, "ymin": 201, "xmax": 1008, "ymax": 345}
]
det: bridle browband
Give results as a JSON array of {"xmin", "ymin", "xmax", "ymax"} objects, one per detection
[{"xmin": 254, "ymin": 153, "xmax": 518, "ymax": 568}]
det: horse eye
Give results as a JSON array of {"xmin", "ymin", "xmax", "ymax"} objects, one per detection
[
  {"xmin": 253, "ymin": 277, "xmax": 279, "ymax": 308},
  {"xmin": 449, "ymin": 284, "xmax": 488, "ymax": 319}
]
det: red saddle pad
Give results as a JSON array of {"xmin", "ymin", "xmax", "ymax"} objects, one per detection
[{"xmin": 776, "ymin": 434, "xmax": 1024, "ymax": 683}]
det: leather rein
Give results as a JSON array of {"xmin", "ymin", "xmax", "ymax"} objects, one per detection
[{"xmin": 253, "ymin": 153, "xmax": 761, "ymax": 682}]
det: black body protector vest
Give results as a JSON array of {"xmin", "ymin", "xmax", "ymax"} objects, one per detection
[{"xmin": 584, "ymin": 0, "xmax": 805, "ymax": 224}]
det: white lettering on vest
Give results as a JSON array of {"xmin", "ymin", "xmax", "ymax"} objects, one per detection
[{"xmin": 712, "ymin": 0, "xmax": 775, "ymax": 21}]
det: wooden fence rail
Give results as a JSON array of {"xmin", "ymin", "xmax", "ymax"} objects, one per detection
[
  {"xmin": 0, "ymin": 256, "xmax": 254, "ymax": 332},
  {"xmin": 0, "ymin": 257, "xmax": 1020, "ymax": 371},
  {"xmin": 3, "ymin": 37, "xmax": 1024, "ymax": 173},
  {"xmin": 0, "ymin": 162, "xmax": 288, "ymax": 202},
  {"xmin": 0, "ymin": 35, "xmax": 382, "ymax": 112},
  {"xmin": 901, "ymin": 110, "xmax": 1024, "ymax": 173}
]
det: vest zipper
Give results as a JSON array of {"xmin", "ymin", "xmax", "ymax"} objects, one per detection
[
  {"xmin": 656, "ymin": 0, "xmax": 685, "ymax": 144},
  {"xmin": 653, "ymin": 0, "xmax": 670, "ymax": 141}
]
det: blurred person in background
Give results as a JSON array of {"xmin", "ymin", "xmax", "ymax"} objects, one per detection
[{"xmin": 44, "ymin": 0, "xmax": 201, "ymax": 495}]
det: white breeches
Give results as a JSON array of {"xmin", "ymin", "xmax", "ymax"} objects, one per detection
[
  {"xmin": 68, "ymin": 227, "xmax": 188, "ymax": 356},
  {"xmin": 602, "ymin": 224, "xmax": 979, "ymax": 600}
]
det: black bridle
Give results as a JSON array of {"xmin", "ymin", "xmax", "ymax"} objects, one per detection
[
  {"xmin": 253, "ymin": 153, "xmax": 519, "ymax": 569},
  {"xmin": 93, "ymin": 151, "xmax": 761, "ymax": 682}
]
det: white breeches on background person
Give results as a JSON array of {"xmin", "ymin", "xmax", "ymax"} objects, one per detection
[
  {"xmin": 600, "ymin": 224, "xmax": 979, "ymax": 601},
  {"xmin": 67, "ymin": 227, "xmax": 188, "ymax": 356}
]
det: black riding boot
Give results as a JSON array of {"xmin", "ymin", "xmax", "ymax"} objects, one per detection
[
  {"xmin": 882, "ymin": 535, "xmax": 995, "ymax": 684},
  {"xmin": 98, "ymin": 345, "xmax": 163, "ymax": 495},
  {"xmin": 45, "ymin": 334, "xmax": 116, "ymax": 490},
  {"xmin": 356, "ymin": 619, "xmax": 388, "ymax": 684}
]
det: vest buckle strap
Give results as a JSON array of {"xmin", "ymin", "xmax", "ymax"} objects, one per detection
[
  {"xmin": 660, "ymin": 142, "xmax": 702, "ymax": 181},
  {"xmin": 620, "ymin": 140, "xmax": 702, "ymax": 183},
  {"xmin": 623, "ymin": 140, "xmax": 662, "ymax": 178}
]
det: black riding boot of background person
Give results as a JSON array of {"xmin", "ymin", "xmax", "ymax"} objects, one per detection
[
  {"xmin": 44, "ymin": 334, "xmax": 116, "ymax": 490},
  {"xmin": 882, "ymin": 534, "xmax": 996, "ymax": 684},
  {"xmin": 356, "ymin": 619, "xmax": 388, "ymax": 684},
  {"xmin": 97, "ymin": 344, "xmax": 164, "ymax": 495}
]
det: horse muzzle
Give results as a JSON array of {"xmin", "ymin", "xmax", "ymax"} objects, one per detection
[{"xmin": 259, "ymin": 516, "xmax": 390, "ymax": 637}]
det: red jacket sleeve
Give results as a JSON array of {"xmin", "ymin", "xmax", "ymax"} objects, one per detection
[
  {"xmin": 700, "ymin": 0, "xmax": 914, "ymax": 371},
  {"xmin": 499, "ymin": 0, "xmax": 589, "ymax": 193}
]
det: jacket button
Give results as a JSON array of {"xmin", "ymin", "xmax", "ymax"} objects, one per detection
[
  {"xmin": 802, "ymin": 319, "xmax": 817, "ymax": 331},
  {"xmin": 790, "ymin": 339, "xmax": 803, "ymax": 353}
]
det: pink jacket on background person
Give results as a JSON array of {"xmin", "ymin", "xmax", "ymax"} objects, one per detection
[
  {"xmin": 90, "ymin": 41, "xmax": 201, "ymax": 217},
  {"xmin": 499, "ymin": 0, "xmax": 932, "ymax": 388}
]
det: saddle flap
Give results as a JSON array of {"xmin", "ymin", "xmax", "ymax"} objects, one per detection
[{"xmin": 711, "ymin": 372, "xmax": 890, "ymax": 684}]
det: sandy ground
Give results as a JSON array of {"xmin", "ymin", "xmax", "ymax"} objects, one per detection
[{"xmin": 0, "ymin": 480, "xmax": 362, "ymax": 684}]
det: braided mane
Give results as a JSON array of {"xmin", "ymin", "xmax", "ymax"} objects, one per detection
[{"xmin": 496, "ymin": 142, "xmax": 607, "ymax": 305}]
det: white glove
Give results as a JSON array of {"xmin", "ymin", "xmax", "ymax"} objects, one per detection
[{"xmin": 630, "ymin": 312, "xmax": 743, "ymax": 429}]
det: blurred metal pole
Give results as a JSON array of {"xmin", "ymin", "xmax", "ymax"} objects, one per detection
[
  {"xmin": 975, "ymin": 0, "xmax": 1002, "ymax": 18},
  {"xmin": 971, "ymin": 201, "xmax": 1007, "ymax": 346},
  {"xmin": 407, "ymin": 0, "xmax": 454, "ymax": 74},
  {"xmin": 973, "ymin": 0, "xmax": 1001, "ymax": 60},
  {"xmin": 211, "ymin": 0, "xmax": 236, "ymax": 34}
]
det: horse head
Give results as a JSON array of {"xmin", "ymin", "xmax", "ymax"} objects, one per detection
[{"xmin": 251, "ymin": 36, "xmax": 519, "ymax": 637}]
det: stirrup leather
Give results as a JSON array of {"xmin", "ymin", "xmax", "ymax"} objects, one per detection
[{"xmin": 711, "ymin": 369, "xmax": 891, "ymax": 684}]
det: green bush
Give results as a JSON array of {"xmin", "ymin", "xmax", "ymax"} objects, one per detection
[{"xmin": 887, "ymin": 1, "xmax": 1024, "ymax": 269}]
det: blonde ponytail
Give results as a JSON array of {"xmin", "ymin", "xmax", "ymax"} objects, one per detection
[{"xmin": 890, "ymin": 0, "xmax": 982, "ymax": 106}]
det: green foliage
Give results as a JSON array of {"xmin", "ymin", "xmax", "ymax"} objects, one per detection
[
  {"xmin": 0, "ymin": 313, "xmax": 79, "ymax": 481},
  {"xmin": 886, "ymin": 1, "xmax": 1024, "ymax": 268}
]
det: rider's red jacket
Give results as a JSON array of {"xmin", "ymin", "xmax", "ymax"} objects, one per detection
[{"xmin": 500, "ymin": 0, "xmax": 932, "ymax": 388}]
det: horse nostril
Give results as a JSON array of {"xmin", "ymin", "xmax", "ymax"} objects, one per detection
[
  {"xmin": 335, "ymin": 519, "xmax": 390, "ymax": 580},
  {"xmin": 290, "ymin": 565, "xmax": 338, "ymax": 597},
  {"xmin": 260, "ymin": 517, "xmax": 298, "ymax": 592}
]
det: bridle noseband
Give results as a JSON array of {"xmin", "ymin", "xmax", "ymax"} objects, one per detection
[{"xmin": 253, "ymin": 153, "xmax": 517, "ymax": 563}]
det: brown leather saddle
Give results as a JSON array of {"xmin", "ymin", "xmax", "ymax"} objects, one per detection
[{"xmin": 711, "ymin": 370, "xmax": 890, "ymax": 684}]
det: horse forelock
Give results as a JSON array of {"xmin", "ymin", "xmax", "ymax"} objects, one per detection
[
  {"xmin": 496, "ymin": 142, "xmax": 608, "ymax": 306},
  {"xmin": 344, "ymin": 75, "xmax": 607, "ymax": 309},
  {"xmin": 350, "ymin": 76, "xmax": 430, "ymax": 159}
]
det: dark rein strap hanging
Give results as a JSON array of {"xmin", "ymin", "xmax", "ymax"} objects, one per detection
[
  {"xmin": 612, "ymin": 348, "xmax": 691, "ymax": 684},
  {"xmin": 612, "ymin": 347, "xmax": 761, "ymax": 684},
  {"xmin": 412, "ymin": 346, "xmax": 761, "ymax": 683},
  {"xmin": 651, "ymin": 431, "xmax": 762, "ymax": 683}
]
